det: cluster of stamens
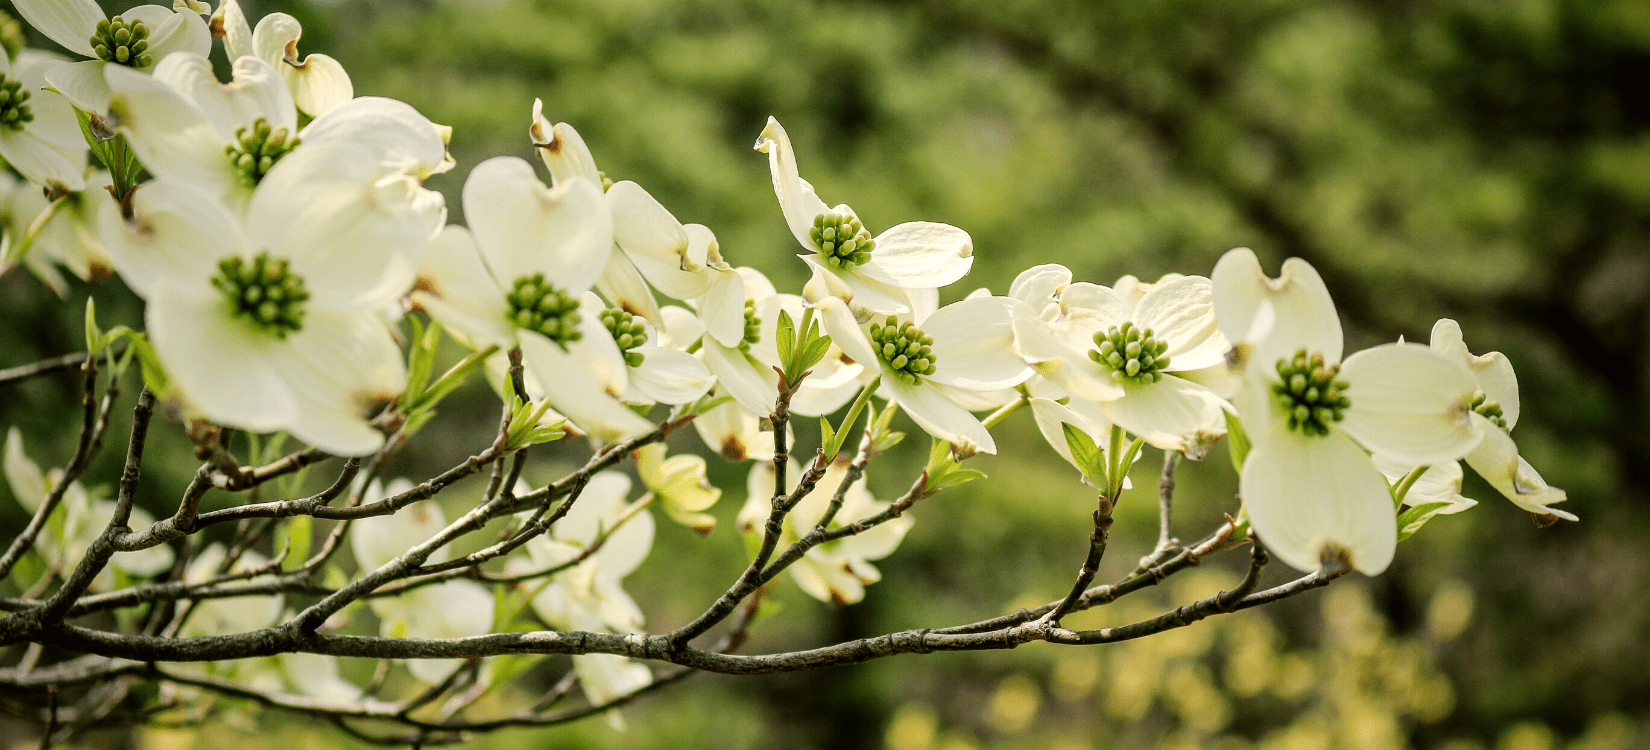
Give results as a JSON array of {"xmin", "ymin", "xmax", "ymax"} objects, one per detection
[
  {"xmin": 0, "ymin": 76, "xmax": 33, "ymax": 132},
  {"xmin": 869, "ymin": 316, "xmax": 936, "ymax": 385},
  {"xmin": 1271, "ymin": 349, "xmax": 1351, "ymax": 437},
  {"xmin": 1089, "ymin": 322, "xmax": 1170, "ymax": 385},
  {"xmin": 211, "ymin": 252, "xmax": 310, "ymax": 338},
  {"xmin": 226, "ymin": 118, "xmax": 301, "ymax": 187},
  {"xmin": 600, "ymin": 308, "xmax": 647, "ymax": 368},
  {"xmin": 739, "ymin": 300, "xmax": 761, "ymax": 352},
  {"xmin": 1470, "ymin": 390, "xmax": 1508, "ymax": 431},
  {"xmin": 90, "ymin": 16, "xmax": 153, "ymax": 68},
  {"xmin": 810, "ymin": 211, "xmax": 875, "ymax": 270},
  {"xmin": 507, "ymin": 273, "xmax": 582, "ymax": 345}
]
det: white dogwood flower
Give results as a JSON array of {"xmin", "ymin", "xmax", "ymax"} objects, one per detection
[
  {"xmin": 411, "ymin": 158, "xmax": 653, "ymax": 443},
  {"xmin": 742, "ymin": 458, "xmax": 912, "ymax": 605},
  {"xmin": 0, "ymin": 50, "xmax": 87, "ymax": 192},
  {"xmin": 815, "ymin": 291, "xmax": 1030, "ymax": 455},
  {"xmin": 755, "ymin": 116, "xmax": 973, "ymax": 317},
  {"xmin": 1, "ymin": 170, "xmax": 115, "ymax": 293},
  {"xmin": 1010, "ymin": 264, "xmax": 1232, "ymax": 457},
  {"xmin": 524, "ymin": 471, "xmax": 654, "ymax": 634},
  {"xmin": 15, "ymin": 0, "xmax": 209, "ymax": 113},
  {"xmin": 104, "ymin": 52, "xmax": 449, "ymax": 210},
  {"xmin": 215, "ymin": 0, "xmax": 352, "ymax": 117},
  {"xmin": 101, "ymin": 143, "xmax": 435, "ymax": 456},
  {"xmin": 1428, "ymin": 318, "xmax": 1575, "ymax": 521},
  {"xmin": 1212, "ymin": 248, "xmax": 1483, "ymax": 575}
]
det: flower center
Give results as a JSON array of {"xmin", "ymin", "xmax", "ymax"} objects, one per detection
[
  {"xmin": 810, "ymin": 211, "xmax": 874, "ymax": 270},
  {"xmin": 90, "ymin": 16, "xmax": 153, "ymax": 68},
  {"xmin": 506, "ymin": 273, "xmax": 582, "ymax": 346},
  {"xmin": 739, "ymin": 300, "xmax": 761, "ymax": 352},
  {"xmin": 869, "ymin": 316, "xmax": 936, "ymax": 386},
  {"xmin": 211, "ymin": 252, "xmax": 309, "ymax": 338},
  {"xmin": 600, "ymin": 308, "xmax": 647, "ymax": 368},
  {"xmin": 1470, "ymin": 390, "xmax": 1508, "ymax": 431},
  {"xmin": 1089, "ymin": 322, "xmax": 1170, "ymax": 385},
  {"xmin": 1271, "ymin": 349, "xmax": 1351, "ymax": 437},
  {"xmin": 225, "ymin": 118, "xmax": 301, "ymax": 187},
  {"xmin": 0, "ymin": 75, "xmax": 34, "ymax": 132}
]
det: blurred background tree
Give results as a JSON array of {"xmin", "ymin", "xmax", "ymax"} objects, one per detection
[{"xmin": 2, "ymin": 0, "xmax": 1647, "ymax": 747}]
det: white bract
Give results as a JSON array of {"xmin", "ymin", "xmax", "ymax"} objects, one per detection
[
  {"xmin": 215, "ymin": 0, "xmax": 353, "ymax": 117},
  {"xmin": 411, "ymin": 158, "xmax": 652, "ymax": 443},
  {"xmin": 1010, "ymin": 264, "xmax": 1232, "ymax": 457},
  {"xmin": 756, "ymin": 116, "xmax": 973, "ymax": 317},
  {"xmin": 100, "ymin": 143, "xmax": 436, "ymax": 456},
  {"xmin": 531, "ymin": 100, "xmax": 746, "ymax": 335},
  {"xmin": 523, "ymin": 472, "xmax": 654, "ymax": 635},
  {"xmin": 815, "ymin": 289, "xmax": 1030, "ymax": 455},
  {"xmin": 1212, "ymin": 248, "xmax": 1483, "ymax": 576},
  {"xmin": 0, "ymin": 49, "xmax": 87, "ymax": 192},
  {"xmin": 0, "ymin": 170, "xmax": 115, "ymax": 294},
  {"xmin": 104, "ymin": 52, "xmax": 449, "ymax": 210},
  {"xmin": 742, "ymin": 459, "xmax": 912, "ymax": 605},
  {"xmin": 636, "ymin": 443, "xmax": 721, "ymax": 533},
  {"xmin": 1428, "ymin": 318, "xmax": 1575, "ymax": 521},
  {"xmin": 16, "ymin": 0, "xmax": 210, "ymax": 113}
]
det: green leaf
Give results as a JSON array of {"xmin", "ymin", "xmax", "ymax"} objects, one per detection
[
  {"xmin": 1062, "ymin": 423, "xmax": 1104, "ymax": 485},
  {"xmin": 775, "ymin": 309, "xmax": 797, "ymax": 369},
  {"xmin": 1224, "ymin": 410, "xmax": 1250, "ymax": 475},
  {"xmin": 1396, "ymin": 501, "xmax": 1457, "ymax": 542},
  {"xmin": 403, "ymin": 317, "xmax": 440, "ymax": 407},
  {"xmin": 119, "ymin": 332, "xmax": 169, "ymax": 395},
  {"xmin": 928, "ymin": 468, "xmax": 986, "ymax": 491},
  {"xmin": 818, "ymin": 416, "xmax": 835, "ymax": 457},
  {"xmin": 84, "ymin": 298, "xmax": 103, "ymax": 355}
]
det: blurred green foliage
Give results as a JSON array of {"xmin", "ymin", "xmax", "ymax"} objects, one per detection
[{"xmin": 3, "ymin": 0, "xmax": 1649, "ymax": 747}]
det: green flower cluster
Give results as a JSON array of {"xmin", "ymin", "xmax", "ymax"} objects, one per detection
[
  {"xmin": 870, "ymin": 316, "xmax": 937, "ymax": 385},
  {"xmin": 507, "ymin": 273, "xmax": 582, "ymax": 345},
  {"xmin": 90, "ymin": 16, "xmax": 153, "ymax": 68},
  {"xmin": 1089, "ymin": 322, "xmax": 1170, "ymax": 385},
  {"xmin": 811, "ymin": 211, "xmax": 874, "ymax": 270},
  {"xmin": 212, "ymin": 252, "xmax": 311, "ymax": 338},
  {"xmin": 1271, "ymin": 349, "xmax": 1351, "ymax": 437},
  {"xmin": 226, "ymin": 118, "xmax": 301, "ymax": 187}
]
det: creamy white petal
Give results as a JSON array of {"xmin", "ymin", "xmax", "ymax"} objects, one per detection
[
  {"xmin": 854, "ymin": 221, "xmax": 973, "ymax": 290},
  {"xmin": 696, "ymin": 264, "xmax": 747, "ymax": 348},
  {"xmin": 105, "ymin": 62, "xmax": 234, "ymax": 196},
  {"xmin": 275, "ymin": 310, "xmax": 403, "ymax": 456},
  {"xmin": 137, "ymin": 6, "xmax": 211, "ymax": 64},
  {"xmin": 252, "ymin": 13, "xmax": 351, "ymax": 116},
  {"xmin": 410, "ymin": 225, "xmax": 513, "ymax": 348},
  {"xmin": 593, "ymin": 504, "xmax": 654, "ymax": 581},
  {"xmin": 218, "ymin": 0, "xmax": 254, "ymax": 59},
  {"xmin": 301, "ymin": 96, "xmax": 447, "ymax": 174},
  {"xmin": 554, "ymin": 472, "xmax": 631, "ymax": 545},
  {"xmin": 814, "ymin": 295, "xmax": 878, "ymax": 368},
  {"xmin": 518, "ymin": 331, "xmax": 652, "ymax": 444},
  {"xmin": 463, "ymin": 158, "xmax": 610, "ymax": 293},
  {"xmin": 13, "ymin": 52, "xmax": 86, "ymax": 153},
  {"xmin": 1212, "ymin": 248, "xmax": 1343, "ymax": 370},
  {"xmin": 3, "ymin": 428, "xmax": 47, "ymax": 513},
  {"xmin": 574, "ymin": 654, "xmax": 652, "ymax": 705},
  {"xmin": 153, "ymin": 53, "xmax": 295, "ymax": 139},
  {"xmin": 350, "ymin": 481, "xmax": 448, "ymax": 571},
  {"xmin": 1132, "ymin": 275, "xmax": 1229, "ymax": 372},
  {"xmin": 1057, "ymin": 282, "xmax": 1133, "ymax": 331},
  {"xmin": 1339, "ymin": 343, "xmax": 1480, "ymax": 465},
  {"xmin": 754, "ymin": 117, "xmax": 828, "ymax": 251},
  {"xmin": 703, "ymin": 340, "xmax": 779, "ymax": 416},
  {"xmin": 596, "ymin": 250, "xmax": 663, "ymax": 324},
  {"xmin": 924, "ymin": 296, "xmax": 1032, "ymax": 391},
  {"xmin": 1430, "ymin": 318, "xmax": 1520, "ymax": 429},
  {"xmin": 0, "ymin": 130, "xmax": 86, "ymax": 193},
  {"xmin": 1009, "ymin": 264, "xmax": 1071, "ymax": 308},
  {"xmin": 1462, "ymin": 417, "xmax": 1575, "ymax": 520},
  {"xmin": 147, "ymin": 286, "xmax": 298, "ymax": 432},
  {"xmin": 12, "ymin": 0, "xmax": 101, "ymax": 56},
  {"xmin": 530, "ymin": 107, "xmax": 601, "ymax": 185},
  {"xmin": 1030, "ymin": 396, "xmax": 1109, "ymax": 474},
  {"xmin": 102, "ymin": 179, "xmax": 246, "ymax": 298},
  {"xmin": 792, "ymin": 355, "xmax": 868, "ymax": 417},
  {"xmin": 1011, "ymin": 315, "xmax": 1123, "ymax": 402},
  {"xmin": 694, "ymin": 399, "xmax": 775, "ymax": 461},
  {"xmin": 1102, "ymin": 375, "xmax": 1229, "ymax": 458},
  {"xmin": 606, "ymin": 180, "xmax": 708, "ymax": 299},
  {"xmin": 886, "ymin": 377, "xmax": 996, "ymax": 455},
  {"xmin": 43, "ymin": 60, "xmax": 113, "ymax": 114},
  {"xmin": 565, "ymin": 293, "xmax": 630, "ymax": 398},
  {"xmin": 657, "ymin": 304, "xmax": 706, "ymax": 350},
  {"xmin": 1241, "ymin": 426, "xmax": 1397, "ymax": 576},
  {"xmin": 1374, "ymin": 456, "xmax": 1477, "ymax": 515},
  {"xmin": 629, "ymin": 347, "xmax": 713, "ymax": 405}
]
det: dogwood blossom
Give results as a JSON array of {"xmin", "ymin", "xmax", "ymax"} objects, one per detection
[
  {"xmin": 215, "ymin": 0, "xmax": 352, "ymax": 117},
  {"xmin": 100, "ymin": 143, "xmax": 435, "ymax": 455},
  {"xmin": 1, "ymin": 170, "xmax": 114, "ymax": 293},
  {"xmin": 13, "ymin": 0, "xmax": 209, "ymax": 113},
  {"xmin": 1010, "ymin": 264, "xmax": 1232, "ymax": 457},
  {"xmin": 1428, "ymin": 318, "xmax": 1575, "ymax": 521},
  {"xmin": 1212, "ymin": 248, "xmax": 1482, "ymax": 575},
  {"xmin": 756, "ymin": 116, "xmax": 973, "ymax": 317}
]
